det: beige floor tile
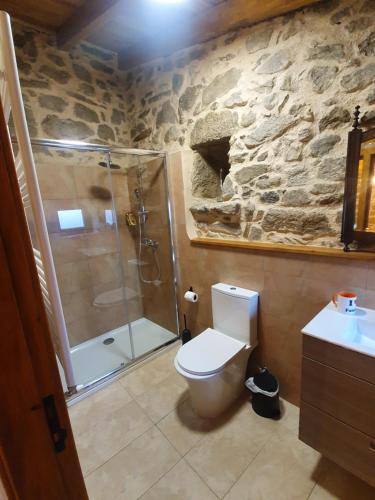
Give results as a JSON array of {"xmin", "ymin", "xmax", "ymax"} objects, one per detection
[
  {"xmin": 224, "ymin": 428, "xmax": 326, "ymax": 500},
  {"xmin": 75, "ymin": 400, "xmax": 153, "ymax": 476},
  {"xmin": 185, "ymin": 398, "xmax": 276, "ymax": 498},
  {"xmin": 309, "ymin": 460, "xmax": 375, "ymax": 500},
  {"xmin": 279, "ymin": 398, "xmax": 300, "ymax": 435},
  {"xmin": 158, "ymin": 396, "xmax": 220, "ymax": 456},
  {"xmin": 140, "ymin": 459, "xmax": 218, "ymax": 500},
  {"xmin": 69, "ymin": 381, "xmax": 132, "ymax": 437},
  {"xmin": 119, "ymin": 345, "xmax": 178, "ymax": 397},
  {"xmin": 85, "ymin": 426, "xmax": 180, "ymax": 500},
  {"xmin": 135, "ymin": 372, "xmax": 189, "ymax": 423}
]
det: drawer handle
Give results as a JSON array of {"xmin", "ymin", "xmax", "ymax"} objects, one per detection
[{"xmin": 370, "ymin": 441, "xmax": 375, "ymax": 452}]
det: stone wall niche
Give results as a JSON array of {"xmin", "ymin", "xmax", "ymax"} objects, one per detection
[
  {"xmin": 188, "ymin": 110, "xmax": 240, "ymax": 237},
  {"xmin": 191, "ymin": 136, "xmax": 230, "ymax": 199},
  {"xmin": 190, "ymin": 109, "xmax": 238, "ymax": 201}
]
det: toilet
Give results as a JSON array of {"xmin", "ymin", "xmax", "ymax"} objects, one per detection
[{"xmin": 175, "ymin": 283, "xmax": 258, "ymax": 418}]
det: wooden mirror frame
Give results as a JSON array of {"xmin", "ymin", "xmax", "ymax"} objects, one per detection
[{"xmin": 341, "ymin": 106, "xmax": 375, "ymax": 251}]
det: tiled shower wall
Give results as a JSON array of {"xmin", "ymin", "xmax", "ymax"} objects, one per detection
[{"xmin": 33, "ymin": 149, "xmax": 143, "ymax": 346}]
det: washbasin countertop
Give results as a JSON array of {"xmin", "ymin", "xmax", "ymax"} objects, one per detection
[{"xmin": 302, "ymin": 302, "xmax": 375, "ymax": 359}]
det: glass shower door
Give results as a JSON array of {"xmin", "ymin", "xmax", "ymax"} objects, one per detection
[
  {"xmin": 32, "ymin": 144, "xmax": 135, "ymax": 388},
  {"xmin": 111, "ymin": 151, "xmax": 179, "ymax": 358}
]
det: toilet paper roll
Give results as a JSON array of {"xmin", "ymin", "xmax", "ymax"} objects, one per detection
[{"xmin": 184, "ymin": 290, "xmax": 198, "ymax": 303}]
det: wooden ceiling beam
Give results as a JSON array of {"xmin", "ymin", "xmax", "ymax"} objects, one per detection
[
  {"xmin": 118, "ymin": 0, "xmax": 320, "ymax": 70},
  {"xmin": 56, "ymin": 0, "xmax": 121, "ymax": 49}
]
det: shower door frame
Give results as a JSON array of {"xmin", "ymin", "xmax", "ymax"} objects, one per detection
[{"xmin": 13, "ymin": 137, "xmax": 180, "ymax": 396}]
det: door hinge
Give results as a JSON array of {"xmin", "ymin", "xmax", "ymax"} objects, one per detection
[{"xmin": 42, "ymin": 394, "xmax": 67, "ymax": 453}]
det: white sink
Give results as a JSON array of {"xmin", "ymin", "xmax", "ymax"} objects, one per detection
[{"xmin": 302, "ymin": 302, "xmax": 375, "ymax": 358}]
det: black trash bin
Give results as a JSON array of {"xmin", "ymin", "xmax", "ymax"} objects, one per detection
[{"xmin": 245, "ymin": 367, "xmax": 280, "ymax": 419}]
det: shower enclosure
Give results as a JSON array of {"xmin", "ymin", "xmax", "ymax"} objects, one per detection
[
  {"xmin": 0, "ymin": 10, "xmax": 178, "ymax": 396},
  {"xmin": 23, "ymin": 139, "xmax": 179, "ymax": 392}
]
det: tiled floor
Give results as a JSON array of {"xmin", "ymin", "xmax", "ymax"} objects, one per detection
[{"xmin": 69, "ymin": 343, "xmax": 375, "ymax": 500}]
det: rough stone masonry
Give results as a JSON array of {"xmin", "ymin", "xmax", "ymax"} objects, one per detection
[
  {"xmin": 123, "ymin": 0, "xmax": 375, "ymax": 247},
  {"xmin": 14, "ymin": 0, "xmax": 375, "ymax": 247}
]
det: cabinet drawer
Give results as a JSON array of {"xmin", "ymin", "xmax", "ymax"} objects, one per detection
[
  {"xmin": 299, "ymin": 402, "xmax": 375, "ymax": 487},
  {"xmin": 303, "ymin": 335, "xmax": 375, "ymax": 385},
  {"xmin": 301, "ymin": 357, "xmax": 375, "ymax": 437}
]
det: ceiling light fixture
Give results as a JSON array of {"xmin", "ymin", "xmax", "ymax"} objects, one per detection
[{"xmin": 153, "ymin": 0, "xmax": 186, "ymax": 4}]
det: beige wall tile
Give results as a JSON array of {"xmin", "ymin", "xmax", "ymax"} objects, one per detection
[
  {"xmin": 302, "ymin": 257, "xmax": 369, "ymax": 289},
  {"xmin": 66, "ymin": 313, "xmax": 97, "ymax": 346},
  {"xmin": 263, "ymin": 253, "xmax": 307, "ymax": 277},
  {"xmin": 88, "ymin": 252, "xmax": 123, "ymax": 287},
  {"xmin": 61, "ymin": 288, "xmax": 94, "ymax": 325},
  {"xmin": 73, "ymin": 164, "xmax": 111, "ymax": 200},
  {"xmin": 49, "ymin": 233, "xmax": 86, "ymax": 264},
  {"xmin": 56, "ymin": 260, "xmax": 92, "ymax": 294},
  {"xmin": 365, "ymin": 264, "xmax": 375, "ymax": 291},
  {"xmin": 37, "ymin": 162, "xmax": 77, "ymax": 200},
  {"xmin": 80, "ymin": 229, "xmax": 118, "ymax": 257}
]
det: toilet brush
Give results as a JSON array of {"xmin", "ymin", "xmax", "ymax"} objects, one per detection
[{"xmin": 181, "ymin": 314, "xmax": 191, "ymax": 344}]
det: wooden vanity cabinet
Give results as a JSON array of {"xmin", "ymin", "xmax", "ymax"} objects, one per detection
[{"xmin": 299, "ymin": 335, "xmax": 375, "ymax": 487}]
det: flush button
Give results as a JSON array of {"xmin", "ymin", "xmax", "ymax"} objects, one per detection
[{"xmin": 230, "ymin": 287, "xmax": 236, "ymax": 290}]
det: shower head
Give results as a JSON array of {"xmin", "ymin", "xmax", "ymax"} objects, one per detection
[{"xmin": 98, "ymin": 161, "xmax": 121, "ymax": 170}]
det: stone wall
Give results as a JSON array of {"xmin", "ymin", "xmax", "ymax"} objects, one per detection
[
  {"xmin": 123, "ymin": 0, "xmax": 375, "ymax": 247},
  {"xmin": 13, "ymin": 21, "xmax": 129, "ymax": 145}
]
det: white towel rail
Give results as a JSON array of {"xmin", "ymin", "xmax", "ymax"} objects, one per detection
[{"xmin": 0, "ymin": 11, "xmax": 76, "ymax": 391}]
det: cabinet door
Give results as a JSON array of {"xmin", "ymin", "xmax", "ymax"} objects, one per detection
[
  {"xmin": 299, "ymin": 402, "xmax": 375, "ymax": 488},
  {"xmin": 301, "ymin": 357, "xmax": 375, "ymax": 437}
]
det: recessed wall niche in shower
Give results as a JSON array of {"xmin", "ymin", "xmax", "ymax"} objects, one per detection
[{"xmin": 30, "ymin": 142, "xmax": 178, "ymax": 391}]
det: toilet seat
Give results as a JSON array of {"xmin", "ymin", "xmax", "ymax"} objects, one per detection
[{"xmin": 176, "ymin": 328, "xmax": 246, "ymax": 376}]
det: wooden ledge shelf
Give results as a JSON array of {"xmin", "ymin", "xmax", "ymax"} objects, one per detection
[{"xmin": 191, "ymin": 238, "xmax": 375, "ymax": 260}]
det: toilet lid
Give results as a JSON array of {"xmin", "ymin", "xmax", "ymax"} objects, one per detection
[{"xmin": 176, "ymin": 328, "xmax": 245, "ymax": 376}]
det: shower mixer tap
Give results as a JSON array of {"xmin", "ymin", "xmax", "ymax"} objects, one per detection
[{"xmin": 142, "ymin": 238, "xmax": 159, "ymax": 249}]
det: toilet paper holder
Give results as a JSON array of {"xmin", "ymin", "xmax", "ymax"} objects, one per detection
[{"xmin": 184, "ymin": 286, "xmax": 198, "ymax": 303}]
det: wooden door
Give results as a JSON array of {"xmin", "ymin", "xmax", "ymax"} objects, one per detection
[{"xmin": 0, "ymin": 102, "xmax": 87, "ymax": 498}]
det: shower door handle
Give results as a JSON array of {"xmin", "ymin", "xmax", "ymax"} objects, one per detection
[{"xmin": 42, "ymin": 394, "xmax": 67, "ymax": 453}]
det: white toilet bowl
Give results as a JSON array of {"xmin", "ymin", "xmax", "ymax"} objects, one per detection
[
  {"xmin": 175, "ymin": 329, "xmax": 255, "ymax": 418},
  {"xmin": 175, "ymin": 283, "xmax": 258, "ymax": 418}
]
